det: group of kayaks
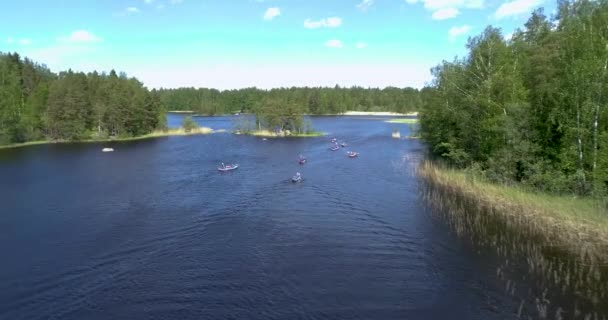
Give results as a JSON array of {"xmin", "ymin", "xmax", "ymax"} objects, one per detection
[
  {"xmin": 329, "ymin": 138, "xmax": 359, "ymax": 158},
  {"xmin": 217, "ymin": 137, "xmax": 359, "ymax": 183}
]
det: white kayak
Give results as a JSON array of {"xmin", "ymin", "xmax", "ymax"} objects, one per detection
[{"xmin": 218, "ymin": 164, "xmax": 239, "ymax": 172}]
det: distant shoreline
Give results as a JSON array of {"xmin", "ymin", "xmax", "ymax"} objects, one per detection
[
  {"xmin": 342, "ymin": 111, "xmax": 418, "ymax": 116},
  {"xmin": 235, "ymin": 130, "xmax": 324, "ymax": 138},
  {"xmin": 0, "ymin": 127, "xmax": 214, "ymax": 150},
  {"xmin": 168, "ymin": 111, "xmax": 419, "ymax": 117}
]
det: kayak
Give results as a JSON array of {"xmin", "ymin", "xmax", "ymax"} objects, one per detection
[
  {"xmin": 218, "ymin": 164, "xmax": 239, "ymax": 171},
  {"xmin": 299, "ymin": 158, "xmax": 307, "ymax": 164},
  {"xmin": 102, "ymin": 147, "xmax": 114, "ymax": 152},
  {"xmin": 347, "ymin": 151, "xmax": 359, "ymax": 158},
  {"xmin": 329, "ymin": 146, "xmax": 340, "ymax": 151}
]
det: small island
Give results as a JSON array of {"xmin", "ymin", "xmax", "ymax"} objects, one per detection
[{"xmin": 232, "ymin": 97, "xmax": 322, "ymax": 138}]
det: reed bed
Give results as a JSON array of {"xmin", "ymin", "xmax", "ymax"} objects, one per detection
[{"xmin": 419, "ymin": 161, "xmax": 608, "ymax": 319}]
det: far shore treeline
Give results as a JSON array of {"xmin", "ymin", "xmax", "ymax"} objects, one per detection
[
  {"xmin": 0, "ymin": 52, "xmax": 421, "ymax": 145},
  {"xmin": 418, "ymin": 0, "xmax": 608, "ymax": 198},
  {"xmin": 157, "ymin": 86, "xmax": 422, "ymax": 115}
]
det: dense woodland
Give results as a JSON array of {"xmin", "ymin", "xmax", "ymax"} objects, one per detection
[
  {"xmin": 0, "ymin": 53, "xmax": 166, "ymax": 145},
  {"xmin": 419, "ymin": 0, "xmax": 608, "ymax": 197},
  {"xmin": 0, "ymin": 52, "xmax": 421, "ymax": 144},
  {"xmin": 157, "ymin": 87, "xmax": 421, "ymax": 115}
]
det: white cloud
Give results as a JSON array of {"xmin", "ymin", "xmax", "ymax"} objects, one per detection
[
  {"xmin": 448, "ymin": 25, "xmax": 472, "ymax": 39},
  {"xmin": 304, "ymin": 17, "xmax": 342, "ymax": 29},
  {"xmin": 422, "ymin": 0, "xmax": 483, "ymax": 10},
  {"xmin": 6, "ymin": 37, "xmax": 14, "ymax": 44},
  {"xmin": 59, "ymin": 30, "xmax": 102, "ymax": 43},
  {"xmin": 18, "ymin": 39, "xmax": 32, "ymax": 46},
  {"xmin": 325, "ymin": 17, "xmax": 342, "ymax": 27},
  {"xmin": 432, "ymin": 7, "xmax": 460, "ymax": 20},
  {"xmin": 325, "ymin": 39, "xmax": 343, "ymax": 48},
  {"xmin": 356, "ymin": 42, "xmax": 368, "ymax": 49},
  {"xmin": 405, "ymin": 0, "xmax": 482, "ymax": 19},
  {"xmin": 495, "ymin": 0, "xmax": 543, "ymax": 19},
  {"xmin": 304, "ymin": 19, "xmax": 324, "ymax": 29},
  {"xmin": 20, "ymin": 32, "xmax": 105, "ymax": 72},
  {"xmin": 357, "ymin": 0, "xmax": 374, "ymax": 12},
  {"xmin": 126, "ymin": 7, "xmax": 140, "ymax": 13},
  {"xmin": 23, "ymin": 45, "xmax": 103, "ymax": 74},
  {"xmin": 264, "ymin": 7, "xmax": 280, "ymax": 20}
]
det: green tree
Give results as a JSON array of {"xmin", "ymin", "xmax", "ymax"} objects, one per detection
[{"xmin": 181, "ymin": 116, "xmax": 199, "ymax": 133}]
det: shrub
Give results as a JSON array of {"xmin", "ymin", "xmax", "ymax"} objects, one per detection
[{"xmin": 181, "ymin": 116, "xmax": 199, "ymax": 133}]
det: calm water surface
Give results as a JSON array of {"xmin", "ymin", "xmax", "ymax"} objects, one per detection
[{"xmin": 1, "ymin": 115, "xmax": 520, "ymax": 319}]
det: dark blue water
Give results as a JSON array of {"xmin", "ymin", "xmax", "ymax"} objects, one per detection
[{"xmin": 0, "ymin": 116, "xmax": 519, "ymax": 319}]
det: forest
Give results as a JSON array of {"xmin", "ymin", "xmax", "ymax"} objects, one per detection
[
  {"xmin": 0, "ymin": 52, "xmax": 166, "ymax": 145},
  {"xmin": 157, "ymin": 86, "xmax": 421, "ymax": 115},
  {"xmin": 419, "ymin": 0, "xmax": 608, "ymax": 197},
  {"xmin": 0, "ymin": 51, "xmax": 421, "ymax": 145}
]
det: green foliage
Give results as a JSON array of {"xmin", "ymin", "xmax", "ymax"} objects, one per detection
[
  {"xmin": 419, "ymin": 2, "xmax": 608, "ymax": 197},
  {"xmin": 181, "ymin": 116, "xmax": 199, "ymax": 133},
  {"xmin": 157, "ymin": 86, "xmax": 422, "ymax": 115},
  {"xmin": 253, "ymin": 97, "xmax": 307, "ymax": 134},
  {"xmin": 0, "ymin": 53, "xmax": 166, "ymax": 144}
]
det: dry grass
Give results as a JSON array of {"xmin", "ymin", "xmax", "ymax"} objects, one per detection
[
  {"xmin": 419, "ymin": 161, "xmax": 608, "ymax": 259},
  {"xmin": 385, "ymin": 118, "xmax": 419, "ymax": 124},
  {"xmin": 419, "ymin": 161, "xmax": 608, "ymax": 317},
  {"xmin": 0, "ymin": 127, "xmax": 214, "ymax": 150},
  {"xmin": 342, "ymin": 111, "xmax": 418, "ymax": 116},
  {"xmin": 149, "ymin": 127, "xmax": 213, "ymax": 136},
  {"xmin": 245, "ymin": 130, "xmax": 324, "ymax": 138}
]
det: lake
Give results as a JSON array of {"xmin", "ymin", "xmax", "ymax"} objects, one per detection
[{"xmin": 0, "ymin": 115, "xmax": 531, "ymax": 319}]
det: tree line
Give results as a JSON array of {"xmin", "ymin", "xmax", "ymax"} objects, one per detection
[
  {"xmin": 157, "ymin": 86, "xmax": 421, "ymax": 115},
  {"xmin": 0, "ymin": 51, "xmax": 422, "ymax": 144},
  {"xmin": 419, "ymin": 0, "xmax": 608, "ymax": 197},
  {"xmin": 0, "ymin": 52, "xmax": 166, "ymax": 145}
]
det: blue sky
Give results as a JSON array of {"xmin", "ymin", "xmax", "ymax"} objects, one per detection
[{"xmin": 0, "ymin": 0, "xmax": 554, "ymax": 89}]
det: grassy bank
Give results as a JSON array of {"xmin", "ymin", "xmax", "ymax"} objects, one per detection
[
  {"xmin": 419, "ymin": 161, "xmax": 608, "ymax": 259},
  {"xmin": 420, "ymin": 161, "xmax": 608, "ymax": 317},
  {"xmin": 342, "ymin": 111, "xmax": 418, "ymax": 116},
  {"xmin": 239, "ymin": 130, "xmax": 324, "ymax": 138},
  {"xmin": 385, "ymin": 118, "xmax": 418, "ymax": 124},
  {"xmin": 0, "ymin": 127, "xmax": 214, "ymax": 150},
  {"xmin": 167, "ymin": 111, "xmax": 419, "ymax": 117}
]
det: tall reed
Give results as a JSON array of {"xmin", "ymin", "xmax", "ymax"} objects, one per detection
[{"xmin": 419, "ymin": 161, "xmax": 608, "ymax": 319}]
